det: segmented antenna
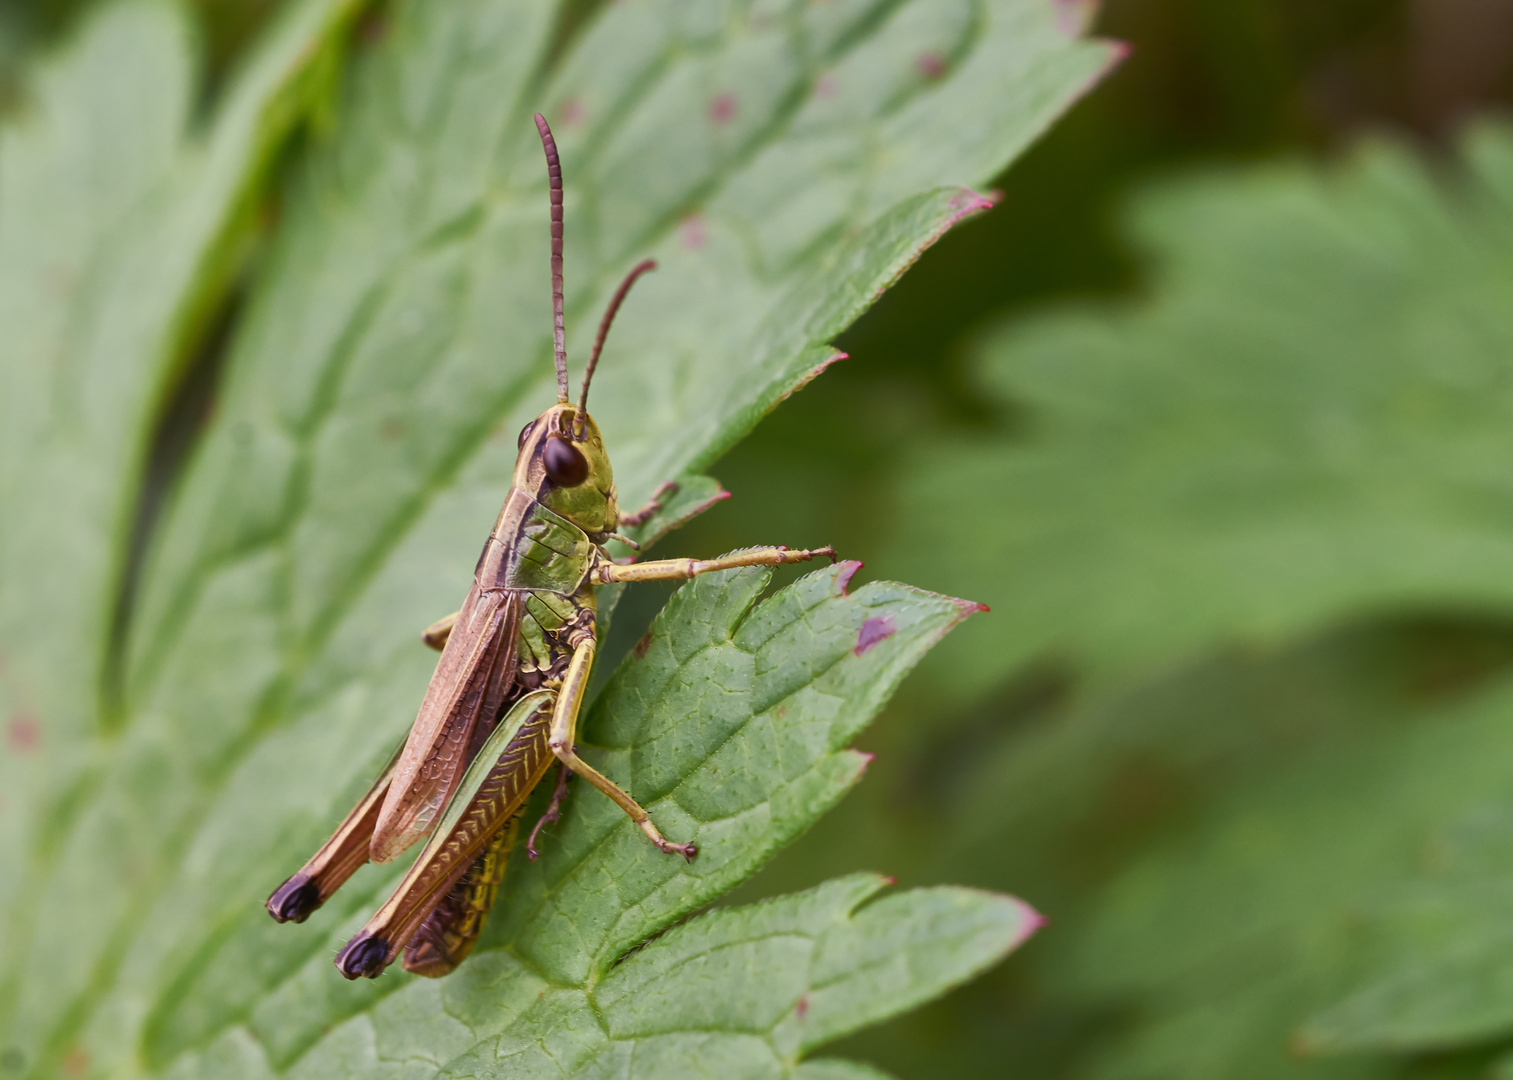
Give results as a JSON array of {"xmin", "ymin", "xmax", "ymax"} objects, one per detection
[
  {"xmin": 534, "ymin": 113, "xmax": 570, "ymax": 403},
  {"xmin": 578, "ymin": 259, "xmax": 657, "ymax": 420}
]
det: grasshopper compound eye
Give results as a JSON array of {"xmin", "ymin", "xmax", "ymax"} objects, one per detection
[{"xmin": 543, "ymin": 435, "xmax": 589, "ymax": 486}]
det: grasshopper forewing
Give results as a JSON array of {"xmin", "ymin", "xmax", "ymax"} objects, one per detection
[{"xmin": 267, "ymin": 113, "xmax": 836, "ymax": 980}]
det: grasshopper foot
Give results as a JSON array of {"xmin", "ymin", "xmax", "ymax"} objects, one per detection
[
  {"xmin": 527, "ymin": 763, "xmax": 573, "ymax": 861},
  {"xmin": 336, "ymin": 934, "xmax": 391, "ymax": 979},
  {"xmin": 639, "ymin": 818, "xmax": 697, "ymax": 860}
]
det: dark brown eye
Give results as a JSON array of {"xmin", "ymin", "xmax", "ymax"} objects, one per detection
[
  {"xmin": 542, "ymin": 435, "xmax": 589, "ymax": 486},
  {"xmin": 518, "ymin": 422, "xmax": 533, "ymax": 449}
]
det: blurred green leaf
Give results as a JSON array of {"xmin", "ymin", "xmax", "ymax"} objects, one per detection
[
  {"xmin": 0, "ymin": 0, "xmax": 362, "ymax": 1046},
  {"xmin": 0, "ymin": 0, "xmax": 1112, "ymax": 1074},
  {"xmin": 885, "ymin": 123, "xmax": 1513, "ymax": 703},
  {"xmin": 844, "ymin": 119, "xmax": 1513, "ymax": 1079},
  {"xmin": 1044, "ymin": 670, "xmax": 1513, "ymax": 1079}
]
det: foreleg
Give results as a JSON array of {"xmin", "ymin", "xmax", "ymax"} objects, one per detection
[{"xmin": 593, "ymin": 545, "xmax": 835, "ymax": 585}]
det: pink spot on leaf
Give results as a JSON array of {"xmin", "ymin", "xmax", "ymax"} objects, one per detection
[
  {"xmin": 854, "ymin": 615, "xmax": 896, "ymax": 656},
  {"xmin": 709, "ymin": 92, "xmax": 737, "ymax": 124},
  {"xmin": 680, "ymin": 215, "xmax": 707, "ymax": 250},
  {"xmin": 954, "ymin": 599, "xmax": 990, "ymax": 615},
  {"xmin": 795, "ymin": 994, "xmax": 809, "ymax": 1019},
  {"xmin": 7, "ymin": 715, "xmax": 38, "ymax": 754},
  {"xmin": 916, "ymin": 51, "xmax": 947, "ymax": 80},
  {"xmin": 856, "ymin": 751, "xmax": 876, "ymax": 774},
  {"xmin": 815, "ymin": 74, "xmax": 838, "ymax": 98},
  {"xmin": 834, "ymin": 560, "xmax": 863, "ymax": 597}
]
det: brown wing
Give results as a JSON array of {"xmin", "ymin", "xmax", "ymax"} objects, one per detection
[
  {"xmin": 335, "ymin": 695, "xmax": 556, "ymax": 979},
  {"xmin": 369, "ymin": 585, "xmax": 520, "ymax": 863}
]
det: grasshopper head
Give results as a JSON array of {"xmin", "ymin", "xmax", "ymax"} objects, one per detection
[{"xmin": 514, "ymin": 403, "xmax": 619, "ymax": 536}]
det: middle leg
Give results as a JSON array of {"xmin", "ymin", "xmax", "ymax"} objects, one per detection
[{"xmin": 547, "ymin": 635, "xmax": 696, "ymax": 859}]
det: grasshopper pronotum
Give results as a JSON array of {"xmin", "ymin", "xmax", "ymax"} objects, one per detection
[{"xmin": 266, "ymin": 114, "xmax": 834, "ymax": 980}]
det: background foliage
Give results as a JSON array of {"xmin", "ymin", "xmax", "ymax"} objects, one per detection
[{"xmin": 7, "ymin": 0, "xmax": 1513, "ymax": 1078}]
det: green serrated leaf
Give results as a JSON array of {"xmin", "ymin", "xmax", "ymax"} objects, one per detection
[
  {"xmin": 165, "ymin": 563, "xmax": 979, "ymax": 1070},
  {"xmin": 141, "ymin": 564, "xmax": 988, "ymax": 1075},
  {"xmin": 0, "ymin": 0, "xmax": 1108, "ymax": 1074},
  {"xmin": 884, "ymin": 121, "xmax": 1513, "ymax": 703},
  {"xmin": 153, "ymin": 872, "xmax": 1033, "ymax": 1080}
]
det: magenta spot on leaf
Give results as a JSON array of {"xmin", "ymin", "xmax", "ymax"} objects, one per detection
[
  {"xmin": 680, "ymin": 215, "xmax": 707, "ymax": 250},
  {"xmin": 916, "ymin": 51, "xmax": 947, "ymax": 80},
  {"xmin": 815, "ymin": 74, "xmax": 838, "ymax": 98},
  {"xmin": 954, "ymin": 598, "xmax": 990, "ymax": 615},
  {"xmin": 856, "ymin": 750, "xmax": 876, "ymax": 773},
  {"xmin": 795, "ymin": 994, "xmax": 810, "ymax": 1019},
  {"xmin": 854, "ymin": 614, "xmax": 896, "ymax": 656},
  {"xmin": 709, "ymin": 92, "xmax": 737, "ymax": 124},
  {"xmin": 560, "ymin": 98, "xmax": 585, "ymax": 127},
  {"xmin": 834, "ymin": 560, "xmax": 862, "ymax": 596},
  {"xmin": 7, "ymin": 715, "xmax": 38, "ymax": 754}
]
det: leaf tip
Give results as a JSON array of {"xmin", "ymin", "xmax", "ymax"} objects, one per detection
[{"xmin": 1009, "ymin": 897, "xmax": 1048, "ymax": 947}]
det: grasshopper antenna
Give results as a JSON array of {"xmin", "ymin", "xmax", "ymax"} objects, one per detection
[
  {"xmin": 577, "ymin": 258, "xmax": 657, "ymax": 425},
  {"xmin": 534, "ymin": 113, "xmax": 570, "ymax": 404}
]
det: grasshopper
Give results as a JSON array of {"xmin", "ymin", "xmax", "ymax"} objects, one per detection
[{"xmin": 266, "ymin": 114, "xmax": 834, "ymax": 979}]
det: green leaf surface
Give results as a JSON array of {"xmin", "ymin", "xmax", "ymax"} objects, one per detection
[
  {"xmin": 161, "ymin": 872, "xmax": 1034, "ymax": 1079},
  {"xmin": 124, "ymin": 562, "xmax": 988, "ymax": 1077},
  {"xmin": 0, "ymin": 0, "xmax": 1110, "ymax": 1074},
  {"xmin": 884, "ymin": 122, "xmax": 1513, "ymax": 702},
  {"xmin": 0, "ymin": 0, "xmax": 363, "ymax": 1054}
]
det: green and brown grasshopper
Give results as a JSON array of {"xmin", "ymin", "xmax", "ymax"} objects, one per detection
[{"xmin": 266, "ymin": 114, "xmax": 833, "ymax": 980}]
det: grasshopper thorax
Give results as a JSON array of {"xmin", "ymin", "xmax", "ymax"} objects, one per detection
[{"xmin": 514, "ymin": 403, "xmax": 619, "ymax": 536}]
